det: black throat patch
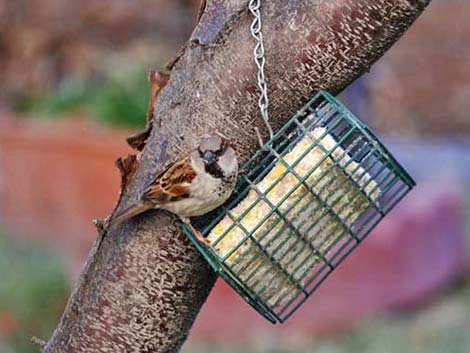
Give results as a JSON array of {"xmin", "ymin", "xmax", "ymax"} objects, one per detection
[{"xmin": 205, "ymin": 162, "xmax": 224, "ymax": 179}]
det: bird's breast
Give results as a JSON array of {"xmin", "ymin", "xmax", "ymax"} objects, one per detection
[{"xmin": 160, "ymin": 173, "xmax": 233, "ymax": 217}]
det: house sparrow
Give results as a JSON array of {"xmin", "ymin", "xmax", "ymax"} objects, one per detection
[{"xmin": 109, "ymin": 135, "xmax": 239, "ymax": 242}]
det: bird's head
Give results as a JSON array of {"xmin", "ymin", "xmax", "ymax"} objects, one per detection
[{"xmin": 196, "ymin": 135, "xmax": 238, "ymax": 179}]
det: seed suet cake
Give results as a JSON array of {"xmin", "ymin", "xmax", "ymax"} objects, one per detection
[{"xmin": 207, "ymin": 126, "xmax": 381, "ymax": 307}]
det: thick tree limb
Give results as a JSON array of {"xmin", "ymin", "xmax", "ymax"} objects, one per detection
[{"xmin": 44, "ymin": 1, "xmax": 430, "ymax": 352}]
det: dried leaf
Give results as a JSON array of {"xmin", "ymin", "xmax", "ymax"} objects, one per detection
[
  {"xmin": 146, "ymin": 70, "xmax": 170, "ymax": 123},
  {"xmin": 126, "ymin": 122, "xmax": 153, "ymax": 151},
  {"xmin": 116, "ymin": 154, "xmax": 139, "ymax": 194},
  {"xmin": 197, "ymin": 0, "xmax": 207, "ymax": 24},
  {"xmin": 126, "ymin": 70, "xmax": 170, "ymax": 151},
  {"xmin": 165, "ymin": 45, "xmax": 187, "ymax": 71},
  {"xmin": 105, "ymin": 154, "xmax": 140, "ymax": 227}
]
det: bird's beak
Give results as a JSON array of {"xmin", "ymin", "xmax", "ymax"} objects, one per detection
[{"xmin": 202, "ymin": 151, "xmax": 216, "ymax": 164}]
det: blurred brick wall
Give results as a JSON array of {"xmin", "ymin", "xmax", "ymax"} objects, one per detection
[
  {"xmin": 0, "ymin": 114, "xmax": 469, "ymax": 338},
  {"xmin": 0, "ymin": 116, "xmax": 131, "ymax": 275}
]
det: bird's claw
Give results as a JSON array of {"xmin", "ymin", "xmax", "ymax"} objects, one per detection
[{"xmin": 186, "ymin": 221, "xmax": 211, "ymax": 247}]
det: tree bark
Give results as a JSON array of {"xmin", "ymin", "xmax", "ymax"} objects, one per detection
[{"xmin": 43, "ymin": 0, "xmax": 431, "ymax": 352}]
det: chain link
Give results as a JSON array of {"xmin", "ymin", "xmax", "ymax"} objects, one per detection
[{"xmin": 249, "ymin": 0, "xmax": 274, "ymax": 140}]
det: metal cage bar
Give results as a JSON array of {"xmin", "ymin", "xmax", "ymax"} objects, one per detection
[{"xmin": 182, "ymin": 91, "xmax": 415, "ymax": 323}]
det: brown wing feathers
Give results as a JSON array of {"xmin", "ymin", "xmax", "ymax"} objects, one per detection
[
  {"xmin": 143, "ymin": 157, "xmax": 197, "ymax": 203},
  {"xmin": 108, "ymin": 157, "xmax": 197, "ymax": 226}
]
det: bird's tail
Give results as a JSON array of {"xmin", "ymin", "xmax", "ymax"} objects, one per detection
[{"xmin": 108, "ymin": 203, "xmax": 151, "ymax": 227}]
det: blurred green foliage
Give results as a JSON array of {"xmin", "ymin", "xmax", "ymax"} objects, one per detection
[
  {"xmin": 0, "ymin": 232, "xmax": 68, "ymax": 353},
  {"xmin": 16, "ymin": 66, "xmax": 154, "ymax": 129}
]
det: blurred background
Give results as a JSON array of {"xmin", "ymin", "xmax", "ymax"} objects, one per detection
[{"xmin": 0, "ymin": 0, "xmax": 469, "ymax": 352}]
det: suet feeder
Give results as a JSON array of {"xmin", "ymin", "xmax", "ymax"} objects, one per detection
[{"xmin": 182, "ymin": 91, "xmax": 415, "ymax": 323}]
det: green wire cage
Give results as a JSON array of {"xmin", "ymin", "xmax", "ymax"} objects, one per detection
[{"xmin": 182, "ymin": 91, "xmax": 416, "ymax": 324}]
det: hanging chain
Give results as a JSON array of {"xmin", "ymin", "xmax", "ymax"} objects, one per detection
[{"xmin": 249, "ymin": 0, "xmax": 274, "ymax": 140}]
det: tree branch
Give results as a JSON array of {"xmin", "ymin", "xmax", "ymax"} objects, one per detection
[{"xmin": 43, "ymin": 1, "xmax": 431, "ymax": 352}]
